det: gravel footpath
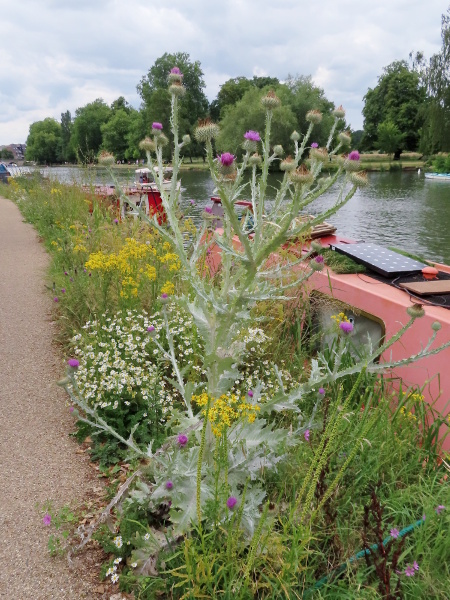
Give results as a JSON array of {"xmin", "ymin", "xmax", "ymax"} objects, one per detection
[{"xmin": 0, "ymin": 197, "xmax": 94, "ymax": 598}]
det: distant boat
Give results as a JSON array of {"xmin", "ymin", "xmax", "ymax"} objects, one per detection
[{"xmin": 425, "ymin": 172, "xmax": 450, "ymax": 181}]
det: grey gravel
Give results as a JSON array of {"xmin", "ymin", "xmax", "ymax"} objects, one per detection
[{"xmin": 0, "ymin": 197, "xmax": 93, "ymax": 598}]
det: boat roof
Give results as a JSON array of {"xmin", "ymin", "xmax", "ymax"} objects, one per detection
[{"xmin": 135, "ymin": 166, "xmax": 173, "ymax": 174}]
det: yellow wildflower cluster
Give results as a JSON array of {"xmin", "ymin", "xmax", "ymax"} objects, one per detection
[
  {"xmin": 85, "ymin": 237, "xmax": 180, "ymax": 300},
  {"xmin": 399, "ymin": 406, "xmax": 417, "ymax": 421},
  {"xmin": 331, "ymin": 312, "xmax": 349, "ymax": 324},
  {"xmin": 408, "ymin": 392, "xmax": 425, "ymax": 403},
  {"xmin": 192, "ymin": 392, "xmax": 261, "ymax": 437}
]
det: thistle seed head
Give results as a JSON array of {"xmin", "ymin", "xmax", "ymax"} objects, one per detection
[
  {"xmin": 290, "ymin": 130, "xmax": 300, "ymax": 142},
  {"xmin": 248, "ymin": 153, "xmax": 262, "ymax": 167},
  {"xmin": 407, "ymin": 304, "xmax": 425, "ymax": 319},
  {"xmin": 306, "ymin": 110, "xmax": 323, "ymax": 124},
  {"xmin": 139, "ymin": 137, "xmax": 156, "ymax": 153},
  {"xmin": 261, "ymin": 90, "xmax": 281, "ymax": 110},
  {"xmin": 98, "ymin": 151, "xmax": 115, "ymax": 165},
  {"xmin": 310, "ymin": 147, "xmax": 329, "ymax": 162},
  {"xmin": 194, "ymin": 119, "xmax": 220, "ymax": 143},
  {"xmin": 333, "ymin": 105, "xmax": 346, "ymax": 118},
  {"xmin": 280, "ymin": 156, "xmax": 296, "ymax": 171},
  {"xmin": 338, "ymin": 131, "xmax": 352, "ymax": 146},
  {"xmin": 348, "ymin": 171, "xmax": 368, "ymax": 187},
  {"xmin": 290, "ymin": 164, "xmax": 314, "ymax": 185}
]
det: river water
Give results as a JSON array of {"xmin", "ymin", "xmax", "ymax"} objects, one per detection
[{"xmin": 43, "ymin": 166, "xmax": 450, "ymax": 265}]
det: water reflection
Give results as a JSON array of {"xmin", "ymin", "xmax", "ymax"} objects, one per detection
[{"xmin": 44, "ymin": 166, "xmax": 450, "ymax": 264}]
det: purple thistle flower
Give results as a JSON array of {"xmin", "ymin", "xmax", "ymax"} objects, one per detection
[
  {"xmin": 54, "ymin": 297, "xmax": 59, "ymax": 302},
  {"xmin": 311, "ymin": 142, "xmax": 319, "ymax": 148},
  {"xmin": 339, "ymin": 321, "xmax": 353, "ymax": 334},
  {"xmin": 114, "ymin": 218, "xmax": 119, "ymax": 224},
  {"xmin": 61, "ymin": 288, "xmax": 66, "ymax": 293},
  {"xmin": 69, "ymin": 406, "xmax": 74, "ymax": 412},
  {"xmin": 189, "ymin": 199, "xmax": 195, "ymax": 205},
  {"xmin": 204, "ymin": 206, "xmax": 213, "ymax": 214},
  {"xmin": 161, "ymin": 293, "xmax": 168, "ymax": 300},
  {"xmin": 67, "ymin": 358, "xmax": 80, "ymax": 369},
  {"xmin": 390, "ymin": 528, "xmax": 400, "ymax": 539},
  {"xmin": 171, "ymin": 67, "xmax": 181, "ymax": 75},
  {"xmin": 413, "ymin": 561, "xmax": 419, "ymax": 571},
  {"xmin": 70, "ymin": 277, "xmax": 74, "ymax": 282},
  {"xmin": 348, "ymin": 150, "xmax": 360, "ymax": 161},
  {"xmin": 436, "ymin": 505, "xmax": 445, "ymax": 514},
  {"xmin": 219, "ymin": 152, "xmax": 235, "ymax": 167},
  {"xmin": 147, "ymin": 325, "xmax": 155, "ymax": 333},
  {"xmin": 319, "ymin": 388, "xmax": 325, "ymax": 395},
  {"xmin": 43, "ymin": 513, "xmax": 51, "ymax": 526},
  {"xmin": 405, "ymin": 566, "xmax": 415, "ymax": 577},
  {"xmin": 165, "ymin": 481, "xmax": 174, "ymax": 490},
  {"xmin": 226, "ymin": 496, "xmax": 238, "ymax": 509},
  {"xmin": 423, "ymin": 514, "xmax": 426, "ymax": 521},
  {"xmin": 64, "ymin": 271, "xmax": 68, "ymax": 276},
  {"xmin": 248, "ymin": 390, "xmax": 254, "ymax": 398},
  {"xmin": 88, "ymin": 228, "xmax": 92, "ymax": 233},
  {"xmin": 83, "ymin": 268, "xmax": 87, "ymax": 273},
  {"xmin": 304, "ymin": 429, "xmax": 310, "ymax": 441},
  {"xmin": 152, "ymin": 122, "xmax": 163, "ymax": 130},
  {"xmin": 315, "ymin": 255, "xmax": 324, "ymax": 263},
  {"xmin": 177, "ymin": 434, "xmax": 188, "ymax": 447},
  {"xmin": 244, "ymin": 130, "xmax": 261, "ymax": 142}
]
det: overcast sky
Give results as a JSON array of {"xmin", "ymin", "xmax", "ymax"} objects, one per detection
[{"xmin": 0, "ymin": 0, "xmax": 446, "ymax": 145}]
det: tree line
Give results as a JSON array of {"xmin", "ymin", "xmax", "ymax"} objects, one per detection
[{"xmin": 25, "ymin": 7, "xmax": 450, "ymax": 164}]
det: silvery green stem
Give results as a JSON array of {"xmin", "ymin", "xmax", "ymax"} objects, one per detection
[
  {"xmin": 161, "ymin": 305, "xmax": 193, "ymax": 417},
  {"xmin": 326, "ymin": 117, "xmax": 339, "ymax": 151},
  {"xmin": 256, "ymin": 109, "xmax": 273, "ymax": 245}
]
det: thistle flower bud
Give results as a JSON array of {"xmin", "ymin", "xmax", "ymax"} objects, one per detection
[
  {"xmin": 306, "ymin": 110, "xmax": 323, "ymax": 124},
  {"xmin": 311, "ymin": 241, "xmax": 323, "ymax": 253},
  {"xmin": 333, "ymin": 105, "xmax": 346, "ymax": 118},
  {"xmin": 98, "ymin": 151, "xmax": 115, "ymax": 165},
  {"xmin": 310, "ymin": 258, "xmax": 324, "ymax": 271},
  {"xmin": 157, "ymin": 133, "xmax": 169, "ymax": 147},
  {"xmin": 217, "ymin": 152, "xmax": 236, "ymax": 175},
  {"xmin": 168, "ymin": 66, "xmax": 183, "ymax": 84},
  {"xmin": 182, "ymin": 134, "xmax": 191, "ymax": 145},
  {"xmin": 169, "ymin": 82, "xmax": 186, "ymax": 97},
  {"xmin": 338, "ymin": 131, "xmax": 352, "ymax": 146},
  {"xmin": 431, "ymin": 321, "xmax": 442, "ymax": 331},
  {"xmin": 242, "ymin": 130, "xmax": 261, "ymax": 153},
  {"xmin": 273, "ymin": 145, "xmax": 284, "ymax": 157},
  {"xmin": 290, "ymin": 164, "xmax": 314, "ymax": 185},
  {"xmin": 290, "ymin": 130, "xmax": 300, "ymax": 142},
  {"xmin": 344, "ymin": 150, "xmax": 361, "ymax": 171},
  {"xmin": 261, "ymin": 90, "xmax": 281, "ymax": 110},
  {"xmin": 280, "ymin": 156, "xmax": 296, "ymax": 171},
  {"xmin": 194, "ymin": 119, "xmax": 220, "ymax": 143},
  {"xmin": 310, "ymin": 147, "xmax": 328, "ymax": 162},
  {"xmin": 407, "ymin": 304, "xmax": 425, "ymax": 319},
  {"xmin": 348, "ymin": 171, "xmax": 368, "ymax": 187},
  {"xmin": 248, "ymin": 153, "xmax": 262, "ymax": 167},
  {"xmin": 139, "ymin": 137, "xmax": 156, "ymax": 153}
]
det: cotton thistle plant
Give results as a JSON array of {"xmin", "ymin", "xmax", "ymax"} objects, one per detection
[{"xmin": 66, "ymin": 69, "xmax": 450, "ymax": 568}]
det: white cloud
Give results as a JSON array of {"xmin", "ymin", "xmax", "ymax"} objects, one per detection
[{"xmin": 0, "ymin": 0, "xmax": 445, "ymax": 143}]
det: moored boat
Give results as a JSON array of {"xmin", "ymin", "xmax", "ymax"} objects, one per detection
[
  {"xmin": 204, "ymin": 198, "xmax": 450, "ymax": 451},
  {"xmin": 425, "ymin": 172, "xmax": 450, "ymax": 181}
]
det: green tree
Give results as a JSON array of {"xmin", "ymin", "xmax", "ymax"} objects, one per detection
[
  {"xmin": 137, "ymin": 53, "xmax": 209, "ymax": 160},
  {"xmin": 361, "ymin": 61, "xmax": 425, "ymax": 153},
  {"xmin": 415, "ymin": 7, "xmax": 450, "ymax": 152},
  {"xmin": 210, "ymin": 76, "xmax": 280, "ymax": 121},
  {"xmin": 283, "ymin": 75, "xmax": 341, "ymax": 147},
  {"xmin": 25, "ymin": 118, "xmax": 62, "ymax": 164},
  {"xmin": 72, "ymin": 99, "xmax": 111, "ymax": 163},
  {"xmin": 60, "ymin": 110, "xmax": 76, "ymax": 163},
  {"xmin": 376, "ymin": 121, "xmax": 404, "ymax": 156},
  {"xmin": 101, "ymin": 108, "xmax": 137, "ymax": 161},
  {"xmin": 217, "ymin": 86, "xmax": 297, "ymax": 156},
  {"xmin": 0, "ymin": 148, "xmax": 14, "ymax": 160}
]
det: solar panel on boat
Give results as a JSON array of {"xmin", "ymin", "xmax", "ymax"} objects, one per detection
[{"xmin": 330, "ymin": 243, "xmax": 427, "ymax": 277}]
